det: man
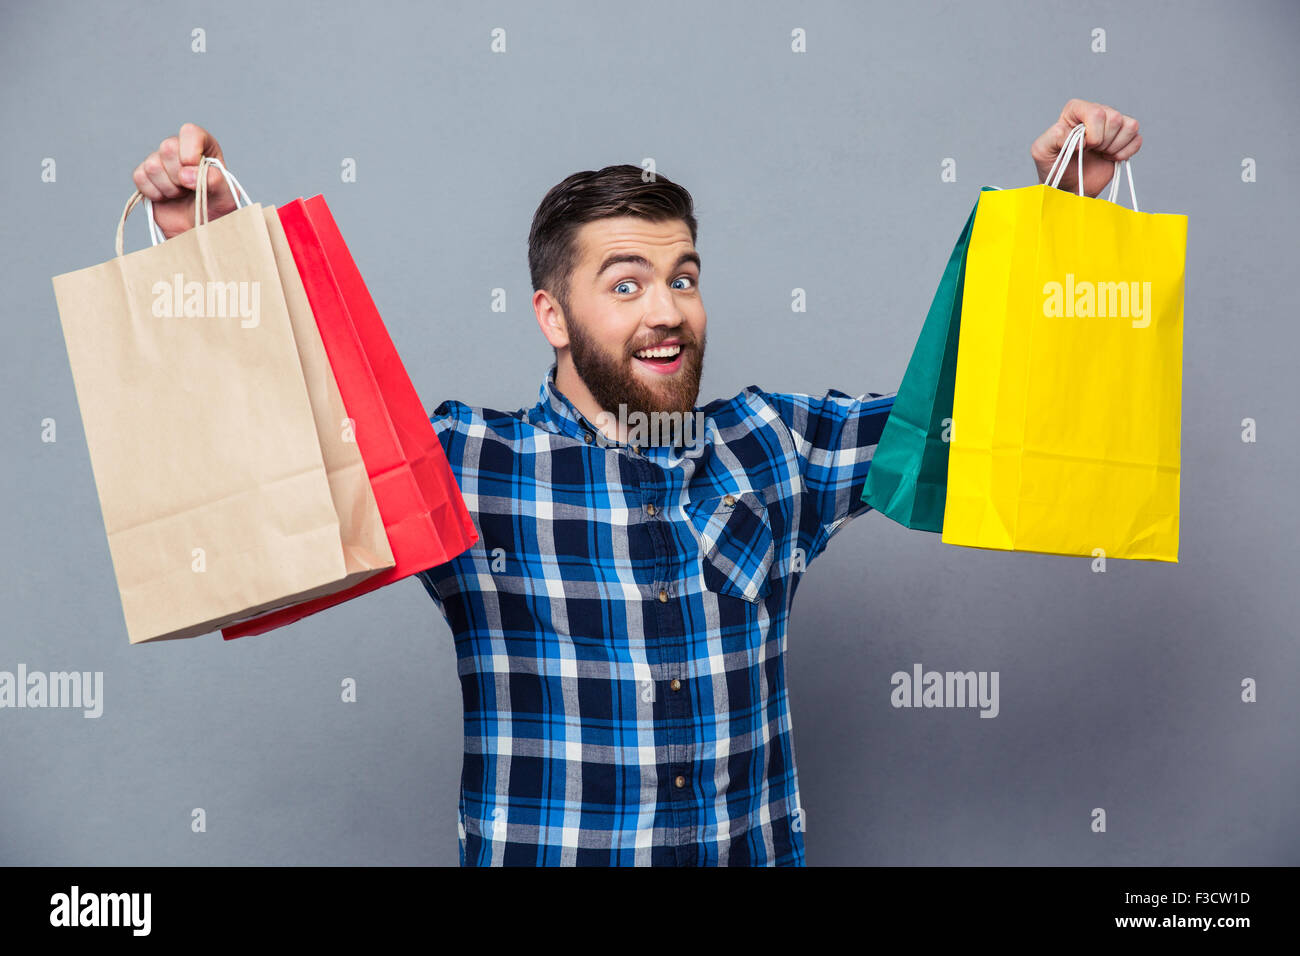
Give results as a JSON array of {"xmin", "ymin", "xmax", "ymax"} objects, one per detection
[{"xmin": 131, "ymin": 100, "xmax": 1142, "ymax": 865}]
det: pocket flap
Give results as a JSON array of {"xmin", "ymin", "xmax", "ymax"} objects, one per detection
[{"xmin": 685, "ymin": 490, "xmax": 775, "ymax": 603}]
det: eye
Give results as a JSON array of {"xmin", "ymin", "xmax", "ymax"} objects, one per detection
[
  {"xmin": 672, "ymin": 276, "xmax": 696, "ymax": 290},
  {"xmin": 614, "ymin": 280, "xmax": 638, "ymax": 295}
]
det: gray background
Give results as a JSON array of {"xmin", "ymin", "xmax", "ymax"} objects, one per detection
[{"xmin": 2, "ymin": 0, "xmax": 1297, "ymax": 865}]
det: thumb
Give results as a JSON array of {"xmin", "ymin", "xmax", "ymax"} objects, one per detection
[
  {"xmin": 1033, "ymin": 120, "xmax": 1068, "ymax": 166},
  {"xmin": 1045, "ymin": 120, "xmax": 1073, "ymax": 158}
]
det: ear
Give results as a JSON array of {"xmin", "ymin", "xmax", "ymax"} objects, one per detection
[{"xmin": 534, "ymin": 289, "xmax": 569, "ymax": 349}]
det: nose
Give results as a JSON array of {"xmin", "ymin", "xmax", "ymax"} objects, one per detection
[{"xmin": 643, "ymin": 281, "xmax": 685, "ymax": 331}]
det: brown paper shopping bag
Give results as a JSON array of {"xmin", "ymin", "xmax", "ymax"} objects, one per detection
[
  {"xmin": 259, "ymin": 205, "xmax": 394, "ymax": 591},
  {"xmin": 51, "ymin": 157, "xmax": 389, "ymax": 643}
]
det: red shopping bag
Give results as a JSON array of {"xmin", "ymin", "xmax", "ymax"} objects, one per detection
[
  {"xmin": 302, "ymin": 195, "xmax": 478, "ymax": 552},
  {"xmin": 223, "ymin": 196, "xmax": 477, "ymax": 639}
]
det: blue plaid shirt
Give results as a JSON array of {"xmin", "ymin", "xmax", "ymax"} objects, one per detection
[{"xmin": 418, "ymin": 364, "xmax": 896, "ymax": 865}]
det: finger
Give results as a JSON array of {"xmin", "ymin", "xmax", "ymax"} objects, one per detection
[
  {"xmin": 177, "ymin": 122, "xmax": 221, "ymax": 187},
  {"xmin": 158, "ymin": 137, "xmax": 184, "ymax": 189},
  {"xmin": 1061, "ymin": 99, "xmax": 1109, "ymax": 152},
  {"xmin": 132, "ymin": 162, "xmax": 163, "ymax": 201},
  {"xmin": 141, "ymin": 153, "xmax": 183, "ymax": 199},
  {"xmin": 1058, "ymin": 98, "xmax": 1089, "ymax": 125},
  {"xmin": 1083, "ymin": 104, "xmax": 1109, "ymax": 152},
  {"xmin": 1097, "ymin": 106, "xmax": 1124, "ymax": 153},
  {"xmin": 177, "ymin": 122, "xmax": 217, "ymax": 165},
  {"xmin": 1105, "ymin": 116, "xmax": 1141, "ymax": 160},
  {"xmin": 1058, "ymin": 98, "xmax": 1097, "ymax": 137},
  {"xmin": 1113, "ymin": 131, "xmax": 1142, "ymax": 162}
]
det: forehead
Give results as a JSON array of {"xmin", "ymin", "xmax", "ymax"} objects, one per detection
[{"xmin": 574, "ymin": 216, "xmax": 694, "ymax": 266}]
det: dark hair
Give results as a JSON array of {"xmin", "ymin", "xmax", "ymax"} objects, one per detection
[{"xmin": 528, "ymin": 164, "xmax": 698, "ymax": 328}]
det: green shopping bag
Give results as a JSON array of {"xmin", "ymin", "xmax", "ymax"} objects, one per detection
[{"xmin": 861, "ymin": 188, "xmax": 995, "ymax": 530}]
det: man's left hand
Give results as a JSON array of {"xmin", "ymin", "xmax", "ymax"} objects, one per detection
[{"xmin": 1031, "ymin": 99, "xmax": 1142, "ymax": 197}]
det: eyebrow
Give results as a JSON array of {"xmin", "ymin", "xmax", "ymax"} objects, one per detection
[{"xmin": 595, "ymin": 251, "xmax": 701, "ymax": 278}]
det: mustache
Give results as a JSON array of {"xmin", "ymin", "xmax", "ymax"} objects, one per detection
[{"xmin": 627, "ymin": 336, "xmax": 697, "ymax": 354}]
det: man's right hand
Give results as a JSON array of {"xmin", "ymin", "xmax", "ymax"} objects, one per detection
[{"xmin": 132, "ymin": 123, "xmax": 238, "ymax": 240}]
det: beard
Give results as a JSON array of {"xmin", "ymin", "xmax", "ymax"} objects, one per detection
[{"xmin": 567, "ymin": 315, "xmax": 706, "ymax": 420}]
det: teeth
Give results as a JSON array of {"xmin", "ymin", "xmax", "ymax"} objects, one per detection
[{"xmin": 634, "ymin": 345, "xmax": 681, "ymax": 359}]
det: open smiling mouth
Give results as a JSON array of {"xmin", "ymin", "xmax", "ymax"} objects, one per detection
[{"xmin": 632, "ymin": 343, "xmax": 684, "ymax": 374}]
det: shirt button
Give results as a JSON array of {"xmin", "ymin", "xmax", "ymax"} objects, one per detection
[
  {"xmin": 583, "ymin": 432, "xmax": 593, "ymax": 443},
  {"xmin": 674, "ymin": 775, "xmax": 686, "ymax": 789},
  {"xmin": 645, "ymin": 503, "xmax": 656, "ymax": 516},
  {"xmin": 632, "ymin": 444, "xmax": 640, "ymax": 455},
  {"xmin": 723, "ymin": 493, "xmax": 736, "ymax": 507},
  {"xmin": 670, "ymin": 678, "xmax": 682, "ymax": 692},
  {"xmin": 658, "ymin": 588, "xmax": 668, "ymax": 603}
]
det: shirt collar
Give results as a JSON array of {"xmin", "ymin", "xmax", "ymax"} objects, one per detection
[{"xmin": 535, "ymin": 363, "xmax": 606, "ymax": 445}]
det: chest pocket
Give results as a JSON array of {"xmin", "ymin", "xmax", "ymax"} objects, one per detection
[{"xmin": 685, "ymin": 490, "xmax": 775, "ymax": 604}]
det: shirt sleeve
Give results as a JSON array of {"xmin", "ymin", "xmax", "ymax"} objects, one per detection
[
  {"xmin": 429, "ymin": 400, "xmax": 458, "ymax": 447},
  {"xmin": 752, "ymin": 387, "xmax": 897, "ymax": 563},
  {"xmin": 415, "ymin": 400, "xmax": 463, "ymax": 610}
]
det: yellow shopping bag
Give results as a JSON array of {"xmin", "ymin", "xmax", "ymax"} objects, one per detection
[{"xmin": 942, "ymin": 124, "xmax": 1187, "ymax": 562}]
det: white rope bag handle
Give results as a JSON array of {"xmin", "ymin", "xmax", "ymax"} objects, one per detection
[
  {"xmin": 114, "ymin": 155, "xmax": 253, "ymax": 256},
  {"xmin": 1044, "ymin": 121, "xmax": 1140, "ymax": 211}
]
